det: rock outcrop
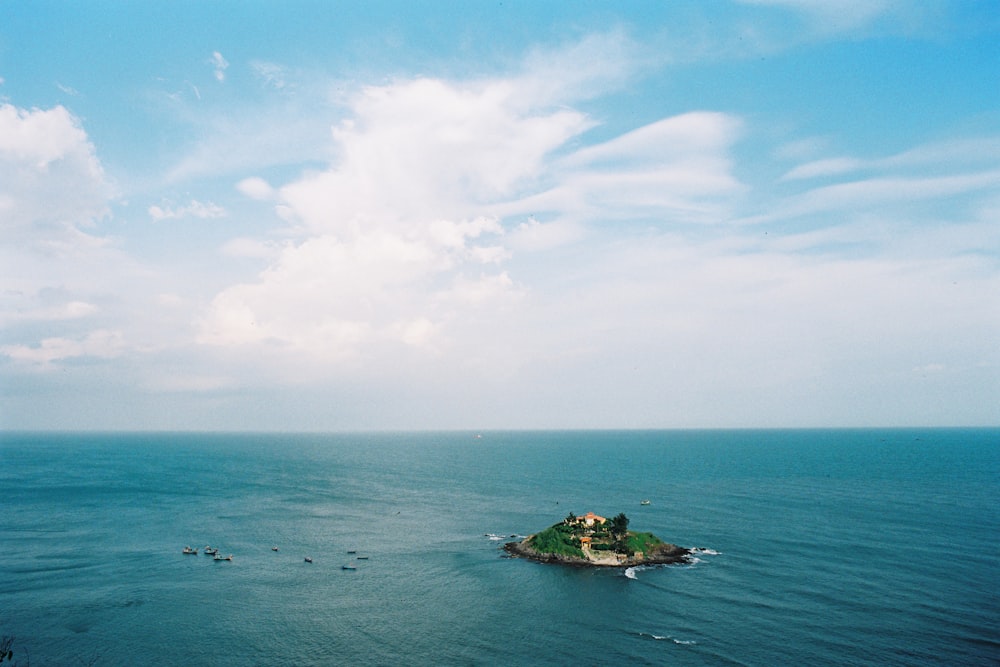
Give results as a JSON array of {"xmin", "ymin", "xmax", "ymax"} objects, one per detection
[{"xmin": 503, "ymin": 536, "xmax": 691, "ymax": 567}]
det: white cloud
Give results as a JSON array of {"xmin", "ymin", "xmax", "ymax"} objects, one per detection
[
  {"xmin": 195, "ymin": 71, "xmax": 596, "ymax": 360},
  {"xmin": 1, "ymin": 329, "xmax": 125, "ymax": 366},
  {"xmin": 507, "ymin": 217, "xmax": 586, "ymax": 252},
  {"xmin": 210, "ymin": 51, "xmax": 229, "ymax": 82},
  {"xmin": 781, "ymin": 157, "xmax": 865, "ymax": 181},
  {"xmin": 221, "ymin": 237, "xmax": 281, "ymax": 259},
  {"xmin": 56, "ymin": 82, "xmax": 79, "ymax": 96},
  {"xmin": 5, "ymin": 299, "xmax": 98, "ymax": 322},
  {"xmin": 0, "ymin": 103, "xmax": 111, "ymax": 243},
  {"xmin": 251, "ymin": 60, "xmax": 288, "ymax": 89},
  {"xmin": 777, "ymin": 170, "xmax": 1000, "ymax": 219},
  {"xmin": 148, "ymin": 199, "xmax": 227, "ymax": 221},
  {"xmin": 0, "ymin": 102, "xmax": 119, "ymax": 337},
  {"xmin": 236, "ymin": 176, "xmax": 275, "ymax": 201},
  {"xmin": 781, "ymin": 137, "xmax": 1000, "ymax": 182},
  {"xmin": 197, "ymin": 55, "xmax": 750, "ymax": 370},
  {"xmin": 736, "ymin": 0, "xmax": 919, "ymax": 34}
]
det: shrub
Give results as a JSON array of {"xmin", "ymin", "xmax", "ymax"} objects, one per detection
[
  {"xmin": 529, "ymin": 525, "xmax": 585, "ymax": 558},
  {"xmin": 627, "ymin": 531, "xmax": 664, "ymax": 554}
]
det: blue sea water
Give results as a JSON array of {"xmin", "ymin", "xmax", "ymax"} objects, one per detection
[{"xmin": 1, "ymin": 429, "xmax": 998, "ymax": 666}]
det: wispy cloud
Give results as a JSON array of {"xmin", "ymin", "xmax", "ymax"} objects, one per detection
[
  {"xmin": 148, "ymin": 199, "xmax": 227, "ymax": 221},
  {"xmin": 209, "ymin": 51, "xmax": 229, "ymax": 82},
  {"xmin": 251, "ymin": 60, "xmax": 289, "ymax": 89},
  {"xmin": 735, "ymin": 0, "xmax": 941, "ymax": 35},
  {"xmin": 56, "ymin": 82, "xmax": 79, "ymax": 96},
  {"xmin": 1, "ymin": 329, "xmax": 125, "ymax": 366}
]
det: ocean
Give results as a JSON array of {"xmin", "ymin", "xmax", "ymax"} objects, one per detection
[{"xmin": 1, "ymin": 429, "xmax": 997, "ymax": 665}]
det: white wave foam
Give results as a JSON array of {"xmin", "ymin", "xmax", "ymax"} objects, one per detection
[
  {"xmin": 624, "ymin": 564, "xmax": 657, "ymax": 579},
  {"xmin": 637, "ymin": 632, "xmax": 696, "ymax": 645},
  {"xmin": 690, "ymin": 547, "xmax": 720, "ymax": 556}
]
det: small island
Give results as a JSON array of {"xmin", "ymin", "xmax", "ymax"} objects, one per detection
[{"xmin": 503, "ymin": 511, "xmax": 691, "ymax": 567}]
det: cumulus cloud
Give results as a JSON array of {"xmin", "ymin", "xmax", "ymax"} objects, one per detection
[
  {"xmin": 0, "ymin": 102, "xmax": 117, "ymax": 334},
  {"xmin": 0, "ymin": 103, "xmax": 111, "ymax": 242},
  {"xmin": 198, "ymin": 75, "xmax": 598, "ymax": 360},
  {"xmin": 197, "ymin": 57, "xmax": 750, "ymax": 371}
]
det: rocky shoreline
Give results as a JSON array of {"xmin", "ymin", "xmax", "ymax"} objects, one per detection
[{"xmin": 503, "ymin": 536, "xmax": 692, "ymax": 567}]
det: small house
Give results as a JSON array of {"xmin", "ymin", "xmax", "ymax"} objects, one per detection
[{"xmin": 575, "ymin": 512, "xmax": 607, "ymax": 527}]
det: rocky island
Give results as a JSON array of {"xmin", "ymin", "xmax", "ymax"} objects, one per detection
[{"xmin": 503, "ymin": 511, "xmax": 691, "ymax": 567}]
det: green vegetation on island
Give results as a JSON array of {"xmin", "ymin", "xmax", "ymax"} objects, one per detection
[{"xmin": 503, "ymin": 511, "xmax": 691, "ymax": 567}]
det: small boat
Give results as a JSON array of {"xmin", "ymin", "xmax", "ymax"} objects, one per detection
[
  {"xmin": 214, "ymin": 554, "xmax": 233, "ymax": 561},
  {"xmin": 640, "ymin": 499, "xmax": 651, "ymax": 506},
  {"xmin": 204, "ymin": 547, "xmax": 218, "ymax": 555},
  {"xmin": 342, "ymin": 563, "xmax": 357, "ymax": 570},
  {"xmin": 356, "ymin": 556, "xmax": 369, "ymax": 560},
  {"xmin": 304, "ymin": 557, "xmax": 313, "ymax": 563},
  {"xmin": 272, "ymin": 546, "xmax": 279, "ymax": 552},
  {"xmin": 182, "ymin": 546, "xmax": 198, "ymax": 555},
  {"xmin": 347, "ymin": 550, "xmax": 357, "ymax": 554}
]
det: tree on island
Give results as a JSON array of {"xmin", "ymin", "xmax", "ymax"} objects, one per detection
[
  {"xmin": 610, "ymin": 512, "xmax": 629, "ymax": 538},
  {"xmin": 610, "ymin": 513, "xmax": 630, "ymax": 554}
]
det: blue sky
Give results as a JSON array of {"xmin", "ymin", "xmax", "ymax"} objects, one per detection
[{"xmin": 1, "ymin": 0, "xmax": 998, "ymax": 430}]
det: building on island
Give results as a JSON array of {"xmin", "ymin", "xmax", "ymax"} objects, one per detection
[{"xmin": 574, "ymin": 512, "xmax": 607, "ymax": 527}]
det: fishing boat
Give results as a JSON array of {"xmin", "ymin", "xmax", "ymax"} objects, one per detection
[
  {"xmin": 640, "ymin": 499, "xmax": 651, "ymax": 506},
  {"xmin": 204, "ymin": 547, "xmax": 219, "ymax": 555},
  {"xmin": 214, "ymin": 553, "xmax": 233, "ymax": 561},
  {"xmin": 182, "ymin": 546, "xmax": 198, "ymax": 555},
  {"xmin": 304, "ymin": 556, "xmax": 313, "ymax": 563},
  {"xmin": 342, "ymin": 563, "xmax": 357, "ymax": 570}
]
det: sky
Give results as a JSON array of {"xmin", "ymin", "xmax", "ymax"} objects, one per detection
[{"xmin": 1, "ymin": 0, "xmax": 998, "ymax": 431}]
